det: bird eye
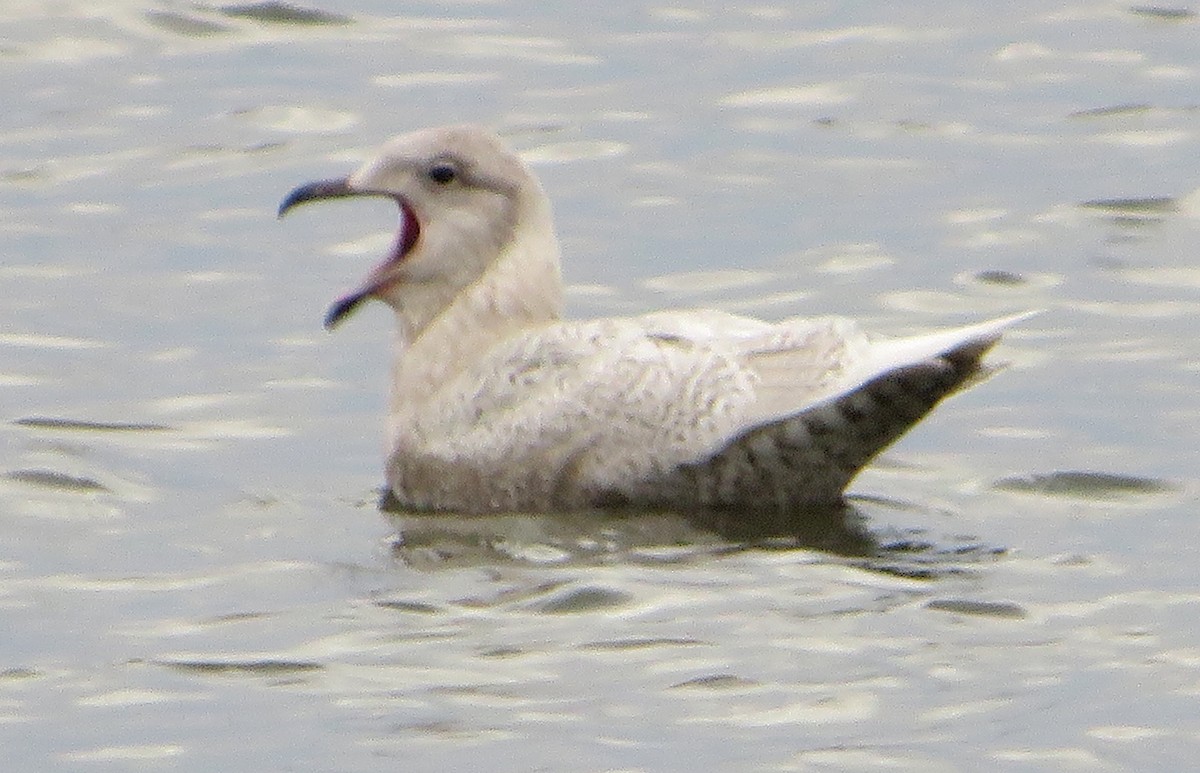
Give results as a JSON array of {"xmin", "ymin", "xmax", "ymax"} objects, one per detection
[{"xmin": 428, "ymin": 164, "xmax": 457, "ymax": 184}]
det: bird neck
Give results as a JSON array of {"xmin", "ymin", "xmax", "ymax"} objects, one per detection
[{"xmin": 387, "ymin": 209, "xmax": 564, "ymax": 413}]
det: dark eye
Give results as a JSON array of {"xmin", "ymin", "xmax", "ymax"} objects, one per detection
[{"xmin": 428, "ymin": 164, "xmax": 457, "ymax": 184}]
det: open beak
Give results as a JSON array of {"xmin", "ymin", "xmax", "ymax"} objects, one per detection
[
  {"xmin": 279, "ymin": 178, "xmax": 418, "ymax": 330},
  {"xmin": 322, "ymin": 287, "xmax": 371, "ymax": 330},
  {"xmin": 278, "ymin": 178, "xmax": 358, "ymax": 218}
]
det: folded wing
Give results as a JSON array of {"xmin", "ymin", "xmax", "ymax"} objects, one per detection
[
  {"xmin": 619, "ymin": 311, "xmax": 1037, "ymax": 510},
  {"xmin": 396, "ymin": 311, "xmax": 1032, "ymax": 512}
]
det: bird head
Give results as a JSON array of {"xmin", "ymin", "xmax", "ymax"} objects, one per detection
[{"xmin": 279, "ymin": 125, "xmax": 544, "ymax": 330}]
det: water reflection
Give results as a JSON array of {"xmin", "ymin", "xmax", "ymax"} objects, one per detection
[
  {"xmin": 382, "ymin": 490, "xmax": 1003, "ymax": 580},
  {"xmin": 384, "ymin": 489, "xmax": 860, "ymax": 559}
]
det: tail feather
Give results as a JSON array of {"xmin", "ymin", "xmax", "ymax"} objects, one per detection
[{"xmin": 628, "ymin": 330, "xmax": 1005, "ymax": 511}]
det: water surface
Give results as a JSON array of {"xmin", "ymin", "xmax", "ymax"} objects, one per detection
[{"xmin": 2, "ymin": 2, "xmax": 1198, "ymax": 770}]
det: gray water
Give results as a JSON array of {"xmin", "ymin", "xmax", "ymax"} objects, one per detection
[{"xmin": 2, "ymin": 2, "xmax": 1198, "ymax": 771}]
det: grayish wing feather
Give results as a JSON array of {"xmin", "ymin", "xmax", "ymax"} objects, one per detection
[
  {"xmin": 392, "ymin": 311, "xmax": 1029, "ymax": 512},
  {"xmin": 616, "ymin": 337, "xmax": 998, "ymax": 510},
  {"xmin": 390, "ymin": 314, "xmax": 759, "ymax": 511}
]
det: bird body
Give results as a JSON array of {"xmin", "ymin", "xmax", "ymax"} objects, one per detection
[{"xmin": 280, "ymin": 125, "xmax": 1033, "ymax": 513}]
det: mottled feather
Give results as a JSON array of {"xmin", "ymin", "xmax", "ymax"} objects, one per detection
[{"xmin": 279, "ymin": 125, "xmax": 1035, "ymax": 513}]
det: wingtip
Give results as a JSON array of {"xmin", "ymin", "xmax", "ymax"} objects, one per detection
[
  {"xmin": 993, "ymin": 309, "xmax": 1043, "ymax": 327},
  {"xmin": 948, "ymin": 309, "xmax": 1043, "ymax": 344}
]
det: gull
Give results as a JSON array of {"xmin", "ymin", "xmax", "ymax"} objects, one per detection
[{"xmin": 279, "ymin": 125, "xmax": 1034, "ymax": 514}]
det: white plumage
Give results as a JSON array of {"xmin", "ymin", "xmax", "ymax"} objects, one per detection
[{"xmin": 279, "ymin": 125, "xmax": 1033, "ymax": 513}]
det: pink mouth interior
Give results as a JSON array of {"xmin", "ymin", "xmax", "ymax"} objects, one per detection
[
  {"xmin": 324, "ymin": 198, "xmax": 421, "ymax": 330},
  {"xmin": 389, "ymin": 199, "xmax": 420, "ymax": 264},
  {"xmin": 368, "ymin": 198, "xmax": 420, "ymax": 292}
]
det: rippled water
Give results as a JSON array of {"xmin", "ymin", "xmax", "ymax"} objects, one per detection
[{"xmin": 2, "ymin": 2, "xmax": 1198, "ymax": 771}]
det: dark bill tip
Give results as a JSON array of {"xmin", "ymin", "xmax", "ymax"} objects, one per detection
[
  {"xmin": 324, "ymin": 290, "xmax": 370, "ymax": 331},
  {"xmin": 278, "ymin": 178, "xmax": 355, "ymax": 219}
]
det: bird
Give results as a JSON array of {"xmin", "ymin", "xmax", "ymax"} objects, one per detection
[{"xmin": 279, "ymin": 125, "xmax": 1034, "ymax": 514}]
